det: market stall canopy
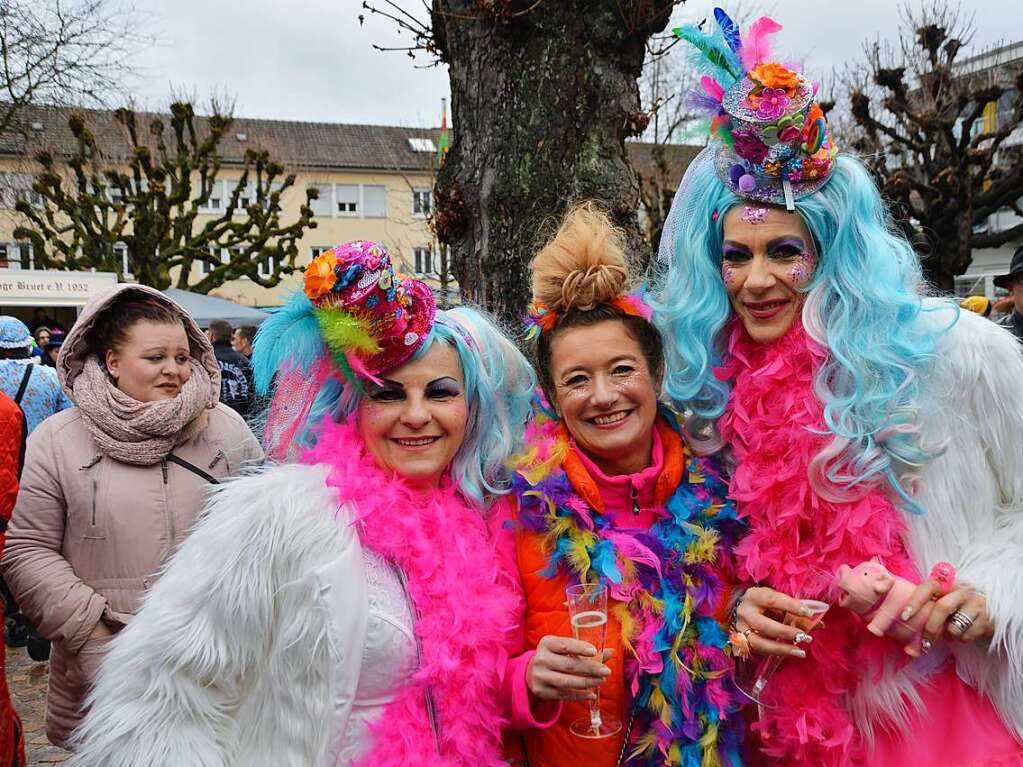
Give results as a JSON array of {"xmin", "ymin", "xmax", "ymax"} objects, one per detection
[{"xmin": 162, "ymin": 288, "xmax": 269, "ymax": 328}]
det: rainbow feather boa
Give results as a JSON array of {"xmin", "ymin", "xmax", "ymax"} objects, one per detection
[
  {"xmin": 512, "ymin": 406, "xmax": 746, "ymax": 767},
  {"xmin": 305, "ymin": 419, "xmax": 516, "ymax": 767}
]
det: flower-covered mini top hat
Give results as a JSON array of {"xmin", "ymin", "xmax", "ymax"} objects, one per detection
[
  {"xmin": 301, "ymin": 240, "xmax": 435, "ymax": 382},
  {"xmin": 675, "ymin": 8, "xmax": 837, "ymax": 210}
]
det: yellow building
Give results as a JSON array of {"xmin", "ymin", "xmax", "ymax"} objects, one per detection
[{"xmin": 0, "ymin": 105, "xmax": 453, "ymax": 315}]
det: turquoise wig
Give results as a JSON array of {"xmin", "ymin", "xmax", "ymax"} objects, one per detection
[
  {"xmin": 253, "ymin": 295, "xmax": 536, "ymax": 509},
  {"xmin": 652, "ymin": 152, "xmax": 958, "ymax": 507}
]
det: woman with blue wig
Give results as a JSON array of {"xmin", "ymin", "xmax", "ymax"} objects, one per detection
[
  {"xmin": 654, "ymin": 10, "xmax": 1023, "ymax": 766},
  {"xmin": 67, "ymin": 242, "xmax": 547, "ymax": 766}
]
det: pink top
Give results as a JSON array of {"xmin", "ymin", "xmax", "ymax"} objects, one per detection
[{"xmin": 492, "ymin": 428, "xmax": 667, "ymax": 729}]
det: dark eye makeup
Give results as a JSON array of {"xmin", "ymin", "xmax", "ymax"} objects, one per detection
[
  {"xmin": 425, "ymin": 377, "xmax": 462, "ymax": 398},
  {"xmin": 365, "ymin": 377, "xmax": 462, "ymax": 402}
]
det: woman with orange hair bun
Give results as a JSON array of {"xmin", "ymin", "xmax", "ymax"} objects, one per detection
[{"xmin": 493, "ymin": 203, "xmax": 748, "ymax": 767}]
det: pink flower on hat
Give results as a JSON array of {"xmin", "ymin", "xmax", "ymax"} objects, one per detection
[
  {"xmin": 732, "ymin": 130, "xmax": 770, "ymax": 165},
  {"xmin": 756, "ymin": 88, "xmax": 790, "ymax": 120}
]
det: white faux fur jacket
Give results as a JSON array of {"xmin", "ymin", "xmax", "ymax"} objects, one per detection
[
  {"xmin": 851, "ymin": 305, "xmax": 1023, "ymax": 740},
  {"xmin": 66, "ymin": 463, "xmax": 418, "ymax": 767}
]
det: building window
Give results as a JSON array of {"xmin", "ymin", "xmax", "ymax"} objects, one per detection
[
  {"xmin": 200, "ymin": 246, "xmax": 226, "ymax": 275},
  {"xmin": 114, "ymin": 243, "xmax": 131, "ymax": 277},
  {"xmin": 336, "ymin": 184, "xmax": 359, "ymax": 215},
  {"xmin": 310, "ymin": 246, "xmax": 331, "ymax": 260},
  {"xmin": 413, "ymin": 246, "xmax": 434, "ymax": 277},
  {"xmin": 412, "ymin": 188, "xmax": 431, "ymax": 217},
  {"xmin": 363, "ymin": 185, "xmax": 387, "ymax": 218},
  {"xmin": 198, "ymin": 179, "xmax": 224, "ymax": 213},
  {"xmin": 257, "ymin": 253, "xmax": 276, "ymax": 278},
  {"xmin": 16, "ymin": 242, "xmax": 33, "ymax": 270},
  {"xmin": 0, "ymin": 172, "xmax": 42, "ymax": 209},
  {"xmin": 308, "ymin": 184, "xmax": 332, "ymax": 217},
  {"xmin": 0, "ymin": 242, "xmax": 35, "ymax": 270},
  {"xmin": 232, "ymin": 181, "xmax": 254, "ymax": 213}
]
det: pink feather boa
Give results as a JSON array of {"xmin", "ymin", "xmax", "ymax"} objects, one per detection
[
  {"xmin": 717, "ymin": 321, "xmax": 919, "ymax": 767},
  {"xmin": 304, "ymin": 418, "xmax": 516, "ymax": 767}
]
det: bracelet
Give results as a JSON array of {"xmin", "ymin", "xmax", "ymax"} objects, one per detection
[{"xmin": 728, "ymin": 586, "xmax": 750, "ymax": 632}]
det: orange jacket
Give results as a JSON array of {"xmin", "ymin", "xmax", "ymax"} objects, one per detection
[{"xmin": 507, "ymin": 418, "xmax": 685, "ymax": 767}]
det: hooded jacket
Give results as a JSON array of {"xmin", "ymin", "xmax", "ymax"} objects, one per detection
[{"xmin": 1, "ymin": 283, "xmax": 263, "ymax": 748}]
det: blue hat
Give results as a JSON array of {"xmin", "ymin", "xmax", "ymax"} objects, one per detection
[{"xmin": 0, "ymin": 316, "xmax": 32, "ymax": 349}]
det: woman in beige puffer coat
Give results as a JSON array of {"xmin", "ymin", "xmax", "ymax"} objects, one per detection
[{"xmin": 1, "ymin": 283, "xmax": 263, "ymax": 748}]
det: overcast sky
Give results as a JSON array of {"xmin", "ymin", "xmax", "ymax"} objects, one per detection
[{"xmin": 125, "ymin": 0, "xmax": 1019, "ymax": 128}]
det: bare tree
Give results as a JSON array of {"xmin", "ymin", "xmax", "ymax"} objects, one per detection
[
  {"xmin": 0, "ymin": 0, "xmax": 147, "ymax": 136},
  {"xmin": 14, "ymin": 102, "xmax": 318, "ymax": 291},
  {"xmin": 843, "ymin": 3, "xmax": 1023, "ymax": 290},
  {"xmin": 362, "ymin": 0, "xmax": 678, "ymax": 324}
]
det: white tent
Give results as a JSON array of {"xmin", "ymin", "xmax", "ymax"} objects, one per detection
[{"xmin": 162, "ymin": 288, "xmax": 269, "ymax": 328}]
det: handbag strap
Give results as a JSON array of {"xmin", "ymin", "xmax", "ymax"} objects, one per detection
[
  {"xmin": 165, "ymin": 453, "xmax": 220, "ymax": 484},
  {"xmin": 13, "ymin": 364, "xmax": 32, "ymax": 406}
]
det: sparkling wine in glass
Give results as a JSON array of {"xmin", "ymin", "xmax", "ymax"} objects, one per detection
[
  {"xmin": 565, "ymin": 583, "xmax": 622, "ymax": 739},
  {"xmin": 736, "ymin": 598, "xmax": 830, "ymax": 707}
]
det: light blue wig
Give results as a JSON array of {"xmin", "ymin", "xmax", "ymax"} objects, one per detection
[
  {"xmin": 652, "ymin": 152, "xmax": 958, "ymax": 508},
  {"xmin": 253, "ymin": 294, "xmax": 536, "ymax": 509}
]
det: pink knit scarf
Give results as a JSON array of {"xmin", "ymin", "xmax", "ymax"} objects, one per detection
[
  {"xmin": 71, "ymin": 355, "xmax": 214, "ymax": 466},
  {"xmin": 304, "ymin": 419, "xmax": 515, "ymax": 767},
  {"xmin": 717, "ymin": 321, "xmax": 919, "ymax": 767}
]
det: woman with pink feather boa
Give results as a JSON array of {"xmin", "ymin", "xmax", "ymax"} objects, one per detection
[
  {"xmin": 656, "ymin": 9, "xmax": 1023, "ymax": 767},
  {"xmin": 67, "ymin": 242, "xmax": 548, "ymax": 767}
]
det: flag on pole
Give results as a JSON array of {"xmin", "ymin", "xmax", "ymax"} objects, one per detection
[{"xmin": 438, "ymin": 98, "xmax": 450, "ymax": 162}]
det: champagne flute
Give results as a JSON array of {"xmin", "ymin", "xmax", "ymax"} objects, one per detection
[
  {"xmin": 565, "ymin": 582, "xmax": 622, "ymax": 739},
  {"xmin": 736, "ymin": 598, "xmax": 829, "ymax": 706},
  {"xmin": 734, "ymin": 568, "xmax": 836, "ymax": 708}
]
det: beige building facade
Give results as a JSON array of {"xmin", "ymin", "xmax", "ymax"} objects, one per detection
[{"xmin": 0, "ymin": 106, "xmax": 451, "ymax": 315}]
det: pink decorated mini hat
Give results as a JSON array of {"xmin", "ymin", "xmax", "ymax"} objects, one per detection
[
  {"xmin": 675, "ymin": 8, "xmax": 837, "ymax": 210},
  {"xmin": 303, "ymin": 241, "xmax": 435, "ymax": 381}
]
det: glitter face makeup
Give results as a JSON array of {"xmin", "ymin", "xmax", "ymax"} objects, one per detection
[
  {"xmin": 789, "ymin": 251, "xmax": 814, "ymax": 285},
  {"xmin": 721, "ymin": 205, "xmax": 816, "ymax": 343},
  {"xmin": 741, "ymin": 206, "xmax": 769, "ymax": 225},
  {"xmin": 722, "ymin": 262, "xmax": 736, "ymax": 285}
]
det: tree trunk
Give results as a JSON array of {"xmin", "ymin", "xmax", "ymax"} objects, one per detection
[{"xmin": 432, "ymin": 0, "xmax": 673, "ymax": 324}]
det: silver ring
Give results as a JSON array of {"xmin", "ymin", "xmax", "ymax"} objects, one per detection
[{"xmin": 947, "ymin": 610, "xmax": 974, "ymax": 634}]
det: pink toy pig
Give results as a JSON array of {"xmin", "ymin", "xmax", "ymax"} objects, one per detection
[{"xmin": 835, "ymin": 558, "xmax": 933, "ymax": 648}]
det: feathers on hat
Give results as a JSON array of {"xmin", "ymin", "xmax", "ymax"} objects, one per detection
[
  {"xmin": 739, "ymin": 16, "xmax": 783, "ymax": 71},
  {"xmin": 252, "ymin": 292, "xmax": 326, "ymax": 395}
]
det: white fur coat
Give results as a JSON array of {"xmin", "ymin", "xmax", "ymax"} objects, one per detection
[
  {"xmin": 853, "ymin": 305, "xmax": 1023, "ymax": 741},
  {"xmin": 66, "ymin": 463, "xmax": 371, "ymax": 767}
]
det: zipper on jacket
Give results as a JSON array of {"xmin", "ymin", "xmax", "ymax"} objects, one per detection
[
  {"xmin": 389, "ymin": 560, "xmax": 443, "ymax": 756},
  {"xmin": 631, "ymin": 485, "xmax": 640, "ymax": 516},
  {"xmin": 160, "ymin": 457, "xmax": 168, "ymax": 484},
  {"xmin": 208, "ymin": 450, "xmax": 224, "ymax": 471},
  {"xmin": 91, "ymin": 477, "xmax": 98, "ymax": 526}
]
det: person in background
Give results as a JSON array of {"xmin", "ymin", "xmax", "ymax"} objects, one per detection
[
  {"xmin": 0, "ymin": 392, "xmax": 26, "ymax": 767},
  {"xmin": 994, "ymin": 245, "xmax": 1023, "ymax": 343},
  {"xmin": 31, "ymin": 328, "xmax": 50, "ymax": 361},
  {"xmin": 1, "ymin": 284, "xmax": 263, "ymax": 749},
  {"xmin": 231, "ymin": 324, "xmax": 256, "ymax": 358},
  {"xmin": 0, "ymin": 317, "xmax": 72, "ymax": 436},
  {"xmin": 208, "ymin": 319, "xmax": 255, "ymax": 416},
  {"xmin": 0, "ymin": 318, "xmax": 73, "ymax": 650},
  {"xmin": 41, "ymin": 332, "xmax": 65, "ymax": 368}
]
